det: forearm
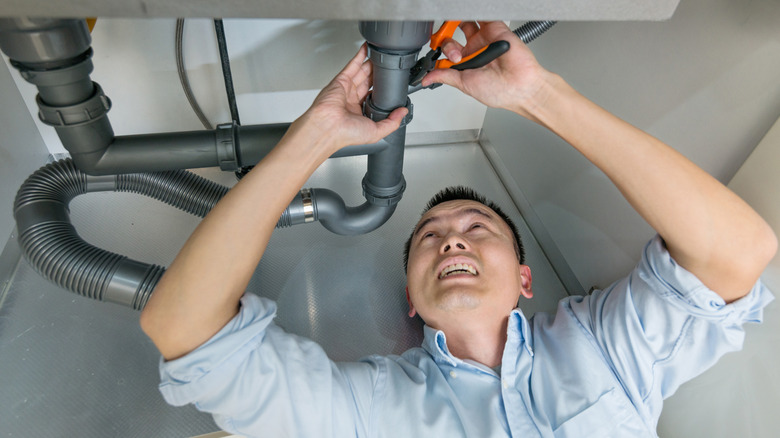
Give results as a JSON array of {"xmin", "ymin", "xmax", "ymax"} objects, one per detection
[
  {"xmin": 523, "ymin": 73, "xmax": 776, "ymax": 301},
  {"xmin": 140, "ymin": 120, "xmax": 336, "ymax": 360}
]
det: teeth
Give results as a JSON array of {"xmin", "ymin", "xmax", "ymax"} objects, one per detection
[{"xmin": 439, "ymin": 263, "xmax": 478, "ymax": 279}]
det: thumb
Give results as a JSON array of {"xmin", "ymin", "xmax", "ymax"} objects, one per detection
[{"xmin": 373, "ymin": 106, "xmax": 408, "ymax": 139}]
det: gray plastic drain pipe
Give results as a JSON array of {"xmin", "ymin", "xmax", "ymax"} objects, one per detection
[
  {"xmin": 5, "ymin": 18, "xmax": 432, "ymax": 308},
  {"xmin": 281, "ymin": 21, "xmax": 433, "ymax": 235},
  {"xmin": 0, "ymin": 18, "xmax": 425, "ymax": 235},
  {"xmin": 0, "ymin": 18, "xmax": 395, "ymax": 174}
]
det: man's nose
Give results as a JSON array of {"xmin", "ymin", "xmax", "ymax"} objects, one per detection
[{"xmin": 441, "ymin": 235, "xmax": 467, "ymax": 253}]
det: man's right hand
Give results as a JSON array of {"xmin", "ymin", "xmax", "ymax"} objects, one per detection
[
  {"xmin": 299, "ymin": 43, "xmax": 407, "ymax": 153},
  {"xmin": 421, "ymin": 21, "xmax": 554, "ymax": 123}
]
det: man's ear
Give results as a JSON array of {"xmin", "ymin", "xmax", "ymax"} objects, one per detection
[
  {"xmin": 519, "ymin": 265, "xmax": 533, "ymax": 299},
  {"xmin": 405, "ymin": 286, "xmax": 417, "ymax": 317}
]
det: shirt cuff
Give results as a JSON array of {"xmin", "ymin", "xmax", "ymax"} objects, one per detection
[{"xmin": 642, "ymin": 235, "xmax": 775, "ymax": 324}]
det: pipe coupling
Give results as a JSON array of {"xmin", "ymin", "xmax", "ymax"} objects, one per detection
[
  {"xmin": 362, "ymin": 174, "xmax": 406, "ymax": 207},
  {"xmin": 12, "ymin": 49, "xmax": 94, "ymax": 86},
  {"xmin": 301, "ymin": 188, "xmax": 315, "ymax": 223},
  {"xmin": 363, "ymin": 94, "xmax": 413, "ymax": 128},
  {"xmin": 215, "ymin": 122, "xmax": 239, "ymax": 171},
  {"xmin": 366, "ymin": 45, "xmax": 419, "ymax": 70},
  {"xmin": 37, "ymin": 82, "xmax": 111, "ymax": 127},
  {"xmin": 277, "ymin": 189, "xmax": 316, "ymax": 228}
]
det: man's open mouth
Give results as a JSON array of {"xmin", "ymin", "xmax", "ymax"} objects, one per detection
[{"xmin": 438, "ymin": 264, "xmax": 478, "ymax": 279}]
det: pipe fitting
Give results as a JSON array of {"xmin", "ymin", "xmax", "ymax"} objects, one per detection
[
  {"xmin": 301, "ymin": 188, "xmax": 315, "ymax": 223},
  {"xmin": 362, "ymin": 174, "xmax": 406, "ymax": 207},
  {"xmin": 360, "ymin": 21, "xmax": 431, "ymax": 110},
  {"xmin": 276, "ymin": 189, "xmax": 316, "ymax": 228},
  {"xmin": 215, "ymin": 121, "xmax": 239, "ymax": 171},
  {"xmin": 359, "ymin": 21, "xmax": 432, "ymax": 52},
  {"xmin": 363, "ymin": 94, "xmax": 414, "ymax": 128},
  {"xmin": 12, "ymin": 49, "xmax": 95, "ymax": 106},
  {"xmin": 312, "ymin": 188, "xmax": 397, "ymax": 236},
  {"xmin": 36, "ymin": 81, "xmax": 111, "ymax": 128},
  {"xmin": 366, "ymin": 45, "xmax": 419, "ymax": 70}
]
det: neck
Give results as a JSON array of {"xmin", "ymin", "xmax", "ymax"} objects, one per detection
[{"xmin": 435, "ymin": 312, "xmax": 510, "ymax": 368}]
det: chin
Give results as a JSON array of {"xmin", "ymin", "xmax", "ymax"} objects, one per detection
[{"xmin": 434, "ymin": 290, "xmax": 483, "ymax": 312}]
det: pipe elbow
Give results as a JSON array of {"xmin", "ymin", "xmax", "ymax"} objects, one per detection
[{"xmin": 312, "ymin": 188, "xmax": 396, "ymax": 236}]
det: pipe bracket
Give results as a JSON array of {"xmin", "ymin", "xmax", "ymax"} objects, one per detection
[
  {"xmin": 37, "ymin": 82, "xmax": 110, "ymax": 127},
  {"xmin": 216, "ymin": 121, "xmax": 239, "ymax": 171},
  {"xmin": 363, "ymin": 94, "xmax": 413, "ymax": 128}
]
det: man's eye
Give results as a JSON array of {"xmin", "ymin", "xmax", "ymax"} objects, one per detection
[
  {"xmin": 470, "ymin": 223, "xmax": 484, "ymax": 230},
  {"xmin": 423, "ymin": 232, "xmax": 435, "ymax": 238}
]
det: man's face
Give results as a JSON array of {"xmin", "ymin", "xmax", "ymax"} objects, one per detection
[{"xmin": 405, "ymin": 200, "xmax": 532, "ymax": 329}]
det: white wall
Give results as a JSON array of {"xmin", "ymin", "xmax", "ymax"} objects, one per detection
[{"xmin": 6, "ymin": 18, "xmax": 488, "ymax": 156}]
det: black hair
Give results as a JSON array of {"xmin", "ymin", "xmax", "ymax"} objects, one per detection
[{"xmin": 403, "ymin": 186, "xmax": 525, "ymax": 272}]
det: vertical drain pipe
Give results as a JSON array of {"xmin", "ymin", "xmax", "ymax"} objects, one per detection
[
  {"xmin": 357, "ymin": 21, "xmax": 432, "ymax": 210},
  {"xmin": 282, "ymin": 21, "xmax": 433, "ymax": 235}
]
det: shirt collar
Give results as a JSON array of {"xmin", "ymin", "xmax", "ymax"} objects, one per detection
[
  {"xmin": 509, "ymin": 307, "xmax": 534, "ymax": 356},
  {"xmin": 421, "ymin": 308, "xmax": 534, "ymax": 367},
  {"xmin": 421, "ymin": 325, "xmax": 463, "ymax": 367}
]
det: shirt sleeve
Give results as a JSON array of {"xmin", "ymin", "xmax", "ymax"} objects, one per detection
[
  {"xmin": 567, "ymin": 235, "xmax": 774, "ymax": 424},
  {"xmin": 157, "ymin": 293, "xmax": 380, "ymax": 438}
]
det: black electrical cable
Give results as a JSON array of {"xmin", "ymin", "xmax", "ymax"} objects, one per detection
[
  {"xmin": 213, "ymin": 18, "xmax": 241, "ymax": 126},
  {"xmin": 212, "ymin": 19, "xmax": 253, "ymax": 179},
  {"xmin": 175, "ymin": 19, "xmax": 213, "ymax": 130}
]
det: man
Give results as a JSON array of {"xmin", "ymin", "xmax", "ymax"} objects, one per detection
[{"xmin": 140, "ymin": 21, "xmax": 776, "ymax": 437}]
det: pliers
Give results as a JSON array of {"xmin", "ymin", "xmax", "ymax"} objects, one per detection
[{"xmin": 408, "ymin": 21, "xmax": 510, "ymax": 90}]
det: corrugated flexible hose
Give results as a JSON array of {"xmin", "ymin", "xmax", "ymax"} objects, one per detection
[{"xmin": 14, "ymin": 159, "xmax": 230, "ymax": 310}]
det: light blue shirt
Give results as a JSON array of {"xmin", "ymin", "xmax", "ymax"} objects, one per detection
[{"xmin": 159, "ymin": 236, "xmax": 773, "ymax": 437}]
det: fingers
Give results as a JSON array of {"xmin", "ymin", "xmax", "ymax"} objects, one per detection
[
  {"xmin": 373, "ymin": 107, "xmax": 408, "ymax": 138},
  {"xmin": 355, "ymin": 58, "xmax": 373, "ymax": 89},
  {"xmin": 460, "ymin": 21, "xmax": 479, "ymax": 38},
  {"xmin": 440, "ymin": 38, "xmax": 464, "ymax": 63},
  {"xmin": 420, "ymin": 67, "xmax": 463, "ymax": 91}
]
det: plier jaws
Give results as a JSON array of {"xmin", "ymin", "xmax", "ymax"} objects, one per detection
[
  {"xmin": 408, "ymin": 21, "xmax": 509, "ymax": 88},
  {"xmin": 408, "ymin": 48, "xmax": 443, "ymax": 87}
]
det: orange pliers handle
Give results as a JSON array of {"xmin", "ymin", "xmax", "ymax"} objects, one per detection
[
  {"xmin": 436, "ymin": 45, "xmax": 493, "ymax": 69},
  {"xmin": 429, "ymin": 21, "xmax": 508, "ymax": 70},
  {"xmin": 429, "ymin": 20, "xmax": 462, "ymax": 51}
]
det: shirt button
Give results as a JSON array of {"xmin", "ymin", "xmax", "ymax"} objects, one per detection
[
  {"xmin": 449, "ymin": 371, "xmax": 457, "ymax": 378},
  {"xmin": 502, "ymin": 379, "xmax": 509, "ymax": 389}
]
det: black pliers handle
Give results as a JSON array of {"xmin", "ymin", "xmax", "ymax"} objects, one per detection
[{"xmin": 408, "ymin": 21, "xmax": 510, "ymax": 87}]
